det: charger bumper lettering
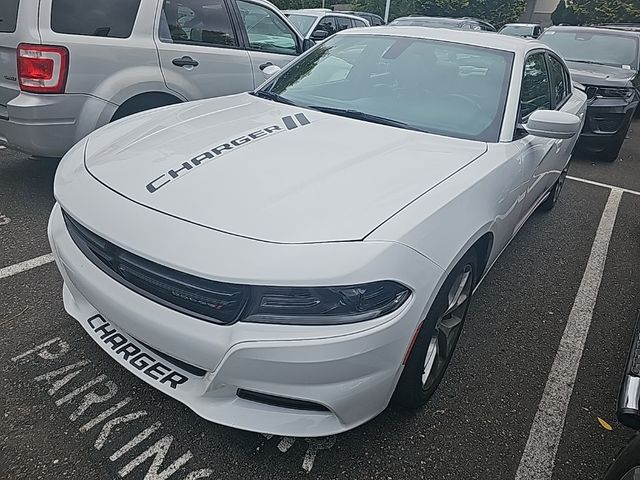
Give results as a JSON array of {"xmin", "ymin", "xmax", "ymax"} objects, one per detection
[{"xmin": 87, "ymin": 314, "xmax": 188, "ymax": 389}]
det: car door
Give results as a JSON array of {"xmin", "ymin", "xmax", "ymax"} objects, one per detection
[
  {"xmin": 517, "ymin": 50, "xmax": 581, "ymax": 218},
  {"xmin": 155, "ymin": 0, "xmax": 254, "ymax": 101},
  {"xmin": 232, "ymin": 0, "xmax": 300, "ymax": 87},
  {"xmin": 514, "ymin": 51, "xmax": 557, "ymax": 218}
]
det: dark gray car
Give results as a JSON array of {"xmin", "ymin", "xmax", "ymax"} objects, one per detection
[{"xmin": 539, "ymin": 26, "xmax": 640, "ymax": 161}]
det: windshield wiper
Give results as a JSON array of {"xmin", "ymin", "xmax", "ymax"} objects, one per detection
[
  {"xmin": 307, "ymin": 105, "xmax": 422, "ymax": 131},
  {"xmin": 250, "ymin": 90, "xmax": 297, "ymax": 106}
]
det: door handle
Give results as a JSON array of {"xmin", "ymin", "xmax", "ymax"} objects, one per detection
[
  {"xmin": 172, "ymin": 56, "xmax": 199, "ymax": 68},
  {"xmin": 259, "ymin": 62, "xmax": 273, "ymax": 71}
]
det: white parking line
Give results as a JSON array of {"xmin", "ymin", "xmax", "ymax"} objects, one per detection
[
  {"xmin": 0, "ymin": 254, "xmax": 55, "ymax": 280},
  {"xmin": 568, "ymin": 175, "xmax": 640, "ymax": 197},
  {"xmin": 515, "ymin": 188, "xmax": 623, "ymax": 480}
]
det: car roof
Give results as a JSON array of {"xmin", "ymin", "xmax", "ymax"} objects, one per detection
[
  {"xmin": 340, "ymin": 11, "xmax": 384, "ymax": 19},
  {"xmin": 502, "ymin": 23, "xmax": 540, "ymax": 27},
  {"xmin": 544, "ymin": 25, "xmax": 640, "ymax": 37},
  {"xmin": 339, "ymin": 26, "xmax": 544, "ymax": 54},
  {"xmin": 392, "ymin": 16, "xmax": 493, "ymax": 27},
  {"xmin": 284, "ymin": 9, "xmax": 367, "ymax": 20},
  {"xmin": 392, "ymin": 16, "xmax": 463, "ymax": 24}
]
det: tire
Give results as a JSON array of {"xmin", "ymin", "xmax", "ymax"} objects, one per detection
[
  {"xmin": 393, "ymin": 249, "xmax": 477, "ymax": 408},
  {"xmin": 603, "ymin": 433, "xmax": 640, "ymax": 480},
  {"xmin": 538, "ymin": 164, "xmax": 568, "ymax": 213}
]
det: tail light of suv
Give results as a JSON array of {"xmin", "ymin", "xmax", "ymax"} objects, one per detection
[{"xmin": 17, "ymin": 43, "xmax": 69, "ymax": 94}]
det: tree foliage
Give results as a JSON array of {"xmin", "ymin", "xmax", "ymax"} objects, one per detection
[{"xmin": 551, "ymin": 0, "xmax": 640, "ymax": 24}]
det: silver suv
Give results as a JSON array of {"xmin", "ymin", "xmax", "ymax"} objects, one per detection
[{"xmin": 0, "ymin": 0, "xmax": 310, "ymax": 158}]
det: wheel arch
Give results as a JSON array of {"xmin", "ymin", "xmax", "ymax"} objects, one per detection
[
  {"xmin": 470, "ymin": 232, "xmax": 494, "ymax": 283},
  {"xmin": 111, "ymin": 92, "xmax": 183, "ymax": 122}
]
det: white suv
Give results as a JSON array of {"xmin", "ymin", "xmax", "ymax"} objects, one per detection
[
  {"xmin": 0, "ymin": 0, "xmax": 310, "ymax": 158},
  {"xmin": 285, "ymin": 9, "xmax": 369, "ymax": 41}
]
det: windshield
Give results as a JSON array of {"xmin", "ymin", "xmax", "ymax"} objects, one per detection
[
  {"xmin": 260, "ymin": 34, "xmax": 513, "ymax": 142},
  {"xmin": 500, "ymin": 25, "xmax": 533, "ymax": 36},
  {"xmin": 539, "ymin": 30, "xmax": 639, "ymax": 69},
  {"xmin": 286, "ymin": 13, "xmax": 316, "ymax": 36}
]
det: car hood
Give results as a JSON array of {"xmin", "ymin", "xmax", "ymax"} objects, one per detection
[
  {"xmin": 566, "ymin": 60, "xmax": 637, "ymax": 88},
  {"xmin": 84, "ymin": 94, "xmax": 487, "ymax": 244}
]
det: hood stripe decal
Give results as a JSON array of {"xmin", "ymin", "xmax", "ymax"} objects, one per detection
[
  {"xmin": 282, "ymin": 116, "xmax": 298, "ymax": 130},
  {"xmin": 295, "ymin": 113, "xmax": 311, "ymax": 126}
]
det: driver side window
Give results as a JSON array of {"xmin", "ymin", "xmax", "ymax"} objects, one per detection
[
  {"xmin": 236, "ymin": 0, "xmax": 297, "ymax": 55},
  {"xmin": 317, "ymin": 16, "xmax": 338, "ymax": 36},
  {"xmin": 520, "ymin": 52, "xmax": 551, "ymax": 123}
]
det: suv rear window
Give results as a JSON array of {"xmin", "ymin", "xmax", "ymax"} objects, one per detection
[
  {"xmin": 51, "ymin": 0, "xmax": 142, "ymax": 38},
  {"xmin": 0, "ymin": 0, "xmax": 19, "ymax": 33}
]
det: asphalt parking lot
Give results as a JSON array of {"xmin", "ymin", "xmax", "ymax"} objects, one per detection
[{"xmin": 1, "ymin": 122, "xmax": 640, "ymax": 480}]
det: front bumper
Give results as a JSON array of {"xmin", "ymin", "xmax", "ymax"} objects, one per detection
[
  {"xmin": 0, "ymin": 92, "xmax": 116, "ymax": 158},
  {"xmin": 580, "ymin": 96, "xmax": 638, "ymax": 143},
  {"xmin": 48, "ymin": 196, "xmax": 442, "ymax": 436}
]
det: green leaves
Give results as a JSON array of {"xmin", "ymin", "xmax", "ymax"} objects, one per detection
[{"xmin": 552, "ymin": 0, "xmax": 640, "ymax": 25}]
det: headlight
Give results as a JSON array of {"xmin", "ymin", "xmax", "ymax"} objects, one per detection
[
  {"xmin": 595, "ymin": 87, "xmax": 636, "ymax": 99},
  {"xmin": 242, "ymin": 281, "xmax": 411, "ymax": 325}
]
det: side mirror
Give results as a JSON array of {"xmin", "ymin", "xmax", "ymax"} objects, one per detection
[
  {"xmin": 523, "ymin": 110, "xmax": 582, "ymax": 139},
  {"xmin": 302, "ymin": 38, "xmax": 315, "ymax": 51},
  {"xmin": 311, "ymin": 29, "xmax": 329, "ymax": 41},
  {"xmin": 262, "ymin": 64, "xmax": 281, "ymax": 78}
]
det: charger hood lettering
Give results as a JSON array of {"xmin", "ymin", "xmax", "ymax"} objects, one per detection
[{"xmin": 146, "ymin": 114, "xmax": 311, "ymax": 194}]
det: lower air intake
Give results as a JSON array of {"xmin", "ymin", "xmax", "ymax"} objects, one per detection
[{"xmin": 236, "ymin": 389, "xmax": 330, "ymax": 412}]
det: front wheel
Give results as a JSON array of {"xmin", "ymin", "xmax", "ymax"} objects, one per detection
[
  {"xmin": 393, "ymin": 250, "xmax": 477, "ymax": 408},
  {"xmin": 538, "ymin": 165, "xmax": 568, "ymax": 213}
]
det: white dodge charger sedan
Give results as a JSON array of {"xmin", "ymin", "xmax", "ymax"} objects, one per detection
[{"xmin": 49, "ymin": 27, "xmax": 587, "ymax": 437}]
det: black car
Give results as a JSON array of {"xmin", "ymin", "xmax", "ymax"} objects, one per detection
[
  {"xmin": 389, "ymin": 16, "xmax": 496, "ymax": 32},
  {"xmin": 539, "ymin": 26, "xmax": 640, "ymax": 161},
  {"xmin": 603, "ymin": 313, "xmax": 640, "ymax": 480},
  {"xmin": 338, "ymin": 10, "xmax": 385, "ymax": 26}
]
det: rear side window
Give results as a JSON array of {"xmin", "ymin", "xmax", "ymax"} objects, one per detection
[
  {"xmin": 51, "ymin": 0, "xmax": 142, "ymax": 38},
  {"xmin": 0, "ymin": 0, "xmax": 19, "ymax": 33},
  {"xmin": 161, "ymin": 0, "xmax": 238, "ymax": 47},
  {"xmin": 354, "ymin": 19, "xmax": 367, "ymax": 28}
]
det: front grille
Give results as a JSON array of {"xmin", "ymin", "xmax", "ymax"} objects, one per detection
[
  {"xmin": 62, "ymin": 211, "xmax": 249, "ymax": 325},
  {"xmin": 236, "ymin": 389, "xmax": 330, "ymax": 412}
]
